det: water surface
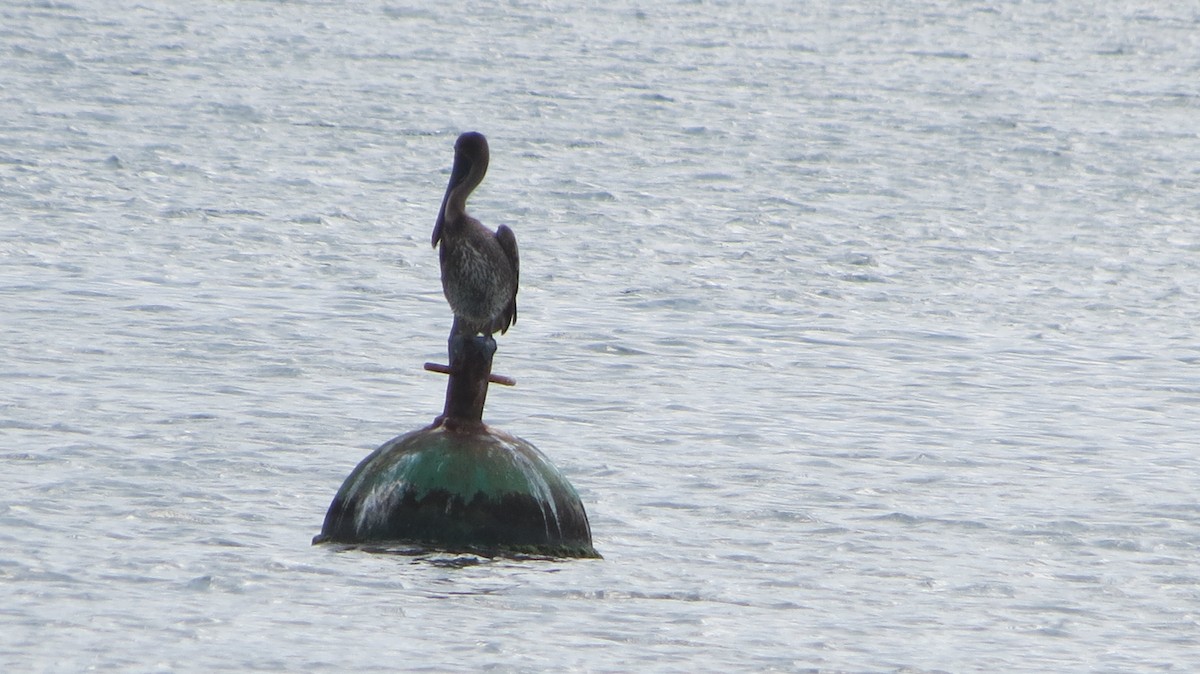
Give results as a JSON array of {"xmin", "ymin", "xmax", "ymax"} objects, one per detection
[{"xmin": 3, "ymin": 1, "xmax": 1199, "ymax": 671}]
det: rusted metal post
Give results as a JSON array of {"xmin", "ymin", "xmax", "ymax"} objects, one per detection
[{"xmin": 436, "ymin": 333, "xmax": 496, "ymax": 430}]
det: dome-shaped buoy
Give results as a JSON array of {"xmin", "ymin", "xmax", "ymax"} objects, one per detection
[
  {"xmin": 314, "ymin": 333, "xmax": 598, "ymax": 558},
  {"xmin": 315, "ymin": 132, "xmax": 596, "ymax": 557},
  {"xmin": 314, "ymin": 421, "xmax": 597, "ymax": 558}
]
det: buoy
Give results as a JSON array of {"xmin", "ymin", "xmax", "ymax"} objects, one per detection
[
  {"xmin": 314, "ymin": 318, "xmax": 598, "ymax": 558},
  {"xmin": 313, "ymin": 421, "xmax": 596, "ymax": 558},
  {"xmin": 315, "ymin": 132, "xmax": 596, "ymax": 558}
]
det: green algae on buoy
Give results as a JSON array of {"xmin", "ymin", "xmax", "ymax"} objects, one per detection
[{"xmin": 314, "ymin": 334, "xmax": 598, "ymax": 558}]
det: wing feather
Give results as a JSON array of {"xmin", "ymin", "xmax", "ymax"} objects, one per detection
[{"xmin": 496, "ymin": 224, "xmax": 519, "ymax": 332}]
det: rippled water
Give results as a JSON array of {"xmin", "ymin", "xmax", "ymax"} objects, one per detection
[{"xmin": 4, "ymin": 0, "xmax": 1199, "ymax": 671}]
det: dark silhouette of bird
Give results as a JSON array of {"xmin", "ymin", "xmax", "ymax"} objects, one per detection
[{"xmin": 432, "ymin": 132, "xmax": 519, "ymax": 338}]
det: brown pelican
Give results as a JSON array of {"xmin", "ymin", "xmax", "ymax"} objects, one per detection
[{"xmin": 431, "ymin": 132, "xmax": 519, "ymax": 338}]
